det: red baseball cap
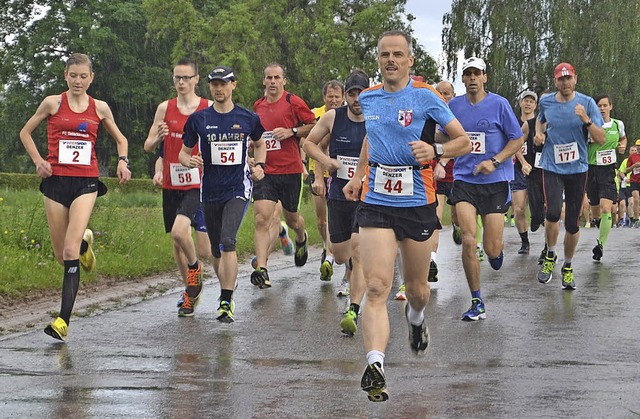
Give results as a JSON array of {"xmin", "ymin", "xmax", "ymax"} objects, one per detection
[{"xmin": 554, "ymin": 62, "xmax": 576, "ymax": 79}]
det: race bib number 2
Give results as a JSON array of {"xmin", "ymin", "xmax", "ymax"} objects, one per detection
[
  {"xmin": 373, "ymin": 164, "xmax": 413, "ymax": 196},
  {"xmin": 58, "ymin": 140, "xmax": 91, "ymax": 165}
]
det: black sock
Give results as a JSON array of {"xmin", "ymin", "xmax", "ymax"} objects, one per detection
[
  {"xmin": 519, "ymin": 231, "xmax": 529, "ymax": 243},
  {"xmin": 564, "ymin": 262, "xmax": 572, "ymax": 269},
  {"xmin": 60, "ymin": 259, "xmax": 80, "ymax": 324},
  {"xmin": 220, "ymin": 289, "xmax": 233, "ymax": 303},
  {"xmin": 350, "ymin": 303, "xmax": 360, "ymax": 315},
  {"xmin": 547, "ymin": 250, "xmax": 555, "ymax": 259},
  {"xmin": 188, "ymin": 260, "xmax": 199, "ymax": 270}
]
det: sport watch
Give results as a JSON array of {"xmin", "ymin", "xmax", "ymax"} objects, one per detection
[
  {"xmin": 292, "ymin": 127, "xmax": 299, "ymax": 137},
  {"xmin": 118, "ymin": 156, "xmax": 129, "ymax": 165},
  {"xmin": 434, "ymin": 143, "xmax": 444, "ymax": 158}
]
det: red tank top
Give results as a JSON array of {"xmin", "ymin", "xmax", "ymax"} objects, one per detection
[
  {"xmin": 47, "ymin": 92, "xmax": 101, "ymax": 177},
  {"xmin": 162, "ymin": 97, "xmax": 209, "ymax": 190}
]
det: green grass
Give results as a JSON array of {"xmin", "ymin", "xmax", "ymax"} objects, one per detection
[{"xmin": 0, "ymin": 185, "xmax": 322, "ymax": 298}]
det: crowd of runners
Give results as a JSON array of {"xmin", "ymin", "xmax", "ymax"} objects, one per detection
[{"xmin": 20, "ymin": 29, "xmax": 638, "ymax": 403}]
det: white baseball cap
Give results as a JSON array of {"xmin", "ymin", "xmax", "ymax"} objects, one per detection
[{"xmin": 462, "ymin": 57, "xmax": 486, "ymax": 72}]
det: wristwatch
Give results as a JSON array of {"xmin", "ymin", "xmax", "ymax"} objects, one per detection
[
  {"xmin": 434, "ymin": 143, "xmax": 444, "ymax": 158},
  {"xmin": 584, "ymin": 120, "xmax": 593, "ymax": 127},
  {"xmin": 491, "ymin": 157, "xmax": 501, "ymax": 168},
  {"xmin": 292, "ymin": 127, "xmax": 299, "ymax": 137},
  {"xmin": 118, "ymin": 156, "xmax": 129, "ymax": 165}
]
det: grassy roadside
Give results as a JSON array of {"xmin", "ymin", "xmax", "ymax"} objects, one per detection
[{"xmin": 0, "ymin": 179, "xmax": 324, "ymax": 298}]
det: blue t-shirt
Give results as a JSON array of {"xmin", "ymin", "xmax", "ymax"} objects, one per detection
[
  {"xmin": 537, "ymin": 92, "xmax": 604, "ymax": 174},
  {"xmin": 359, "ymin": 79, "xmax": 455, "ymax": 207},
  {"xmin": 447, "ymin": 92, "xmax": 523, "ymax": 184},
  {"xmin": 183, "ymin": 104, "xmax": 265, "ymax": 203}
]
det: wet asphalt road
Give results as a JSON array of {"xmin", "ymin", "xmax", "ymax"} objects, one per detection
[{"xmin": 1, "ymin": 225, "xmax": 639, "ymax": 418}]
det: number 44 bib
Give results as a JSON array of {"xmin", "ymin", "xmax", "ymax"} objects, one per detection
[{"xmin": 373, "ymin": 164, "xmax": 413, "ymax": 196}]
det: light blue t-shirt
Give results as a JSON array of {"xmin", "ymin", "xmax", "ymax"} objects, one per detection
[
  {"xmin": 537, "ymin": 92, "xmax": 604, "ymax": 174},
  {"xmin": 359, "ymin": 79, "xmax": 455, "ymax": 207},
  {"xmin": 447, "ymin": 92, "xmax": 523, "ymax": 184}
]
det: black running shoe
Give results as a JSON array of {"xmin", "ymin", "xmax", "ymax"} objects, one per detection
[
  {"xmin": 518, "ymin": 241, "xmax": 530, "ymax": 255},
  {"xmin": 361, "ymin": 362, "xmax": 388, "ymax": 402},
  {"xmin": 592, "ymin": 240, "xmax": 603, "ymax": 262},
  {"xmin": 405, "ymin": 304, "xmax": 429, "ymax": 354},
  {"xmin": 427, "ymin": 260, "xmax": 438, "ymax": 282},
  {"xmin": 250, "ymin": 267, "xmax": 271, "ymax": 289},
  {"xmin": 294, "ymin": 231, "xmax": 308, "ymax": 267}
]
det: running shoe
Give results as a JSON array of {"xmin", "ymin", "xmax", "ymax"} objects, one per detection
[
  {"xmin": 427, "ymin": 260, "xmax": 438, "ymax": 282},
  {"xmin": 320, "ymin": 259, "xmax": 334, "ymax": 281},
  {"xmin": 452, "ymin": 225, "xmax": 462, "ymax": 245},
  {"xmin": 336, "ymin": 278, "xmax": 350, "ymax": 297},
  {"xmin": 186, "ymin": 261, "xmax": 203, "ymax": 299},
  {"xmin": 176, "ymin": 290, "xmax": 185, "ymax": 308},
  {"xmin": 250, "ymin": 267, "xmax": 271, "ymax": 289},
  {"xmin": 561, "ymin": 267, "xmax": 576, "ymax": 290},
  {"xmin": 510, "ymin": 217, "xmax": 515, "ymax": 227},
  {"xmin": 340, "ymin": 307, "xmax": 358, "ymax": 336},
  {"xmin": 320, "ymin": 248, "xmax": 327, "ymax": 263},
  {"xmin": 294, "ymin": 231, "xmax": 308, "ymax": 267},
  {"xmin": 251, "ymin": 256, "xmax": 258, "ymax": 270},
  {"xmin": 216, "ymin": 300, "xmax": 235, "ymax": 323},
  {"xmin": 461, "ymin": 298, "xmax": 486, "ymax": 321},
  {"xmin": 278, "ymin": 221, "xmax": 294, "ymax": 256},
  {"xmin": 476, "ymin": 246, "xmax": 485, "ymax": 262},
  {"xmin": 537, "ymin": 255, "xmax": 557, "ymax": 284},
  {"xmin": 537, "ymin": 246, "xmax": 547, "ymax": 265},
  {"xmin": 361, "ymin": 362, "xmax": 388, "ymax": 402},
  {"xmin": 394, "ymin": 283, "xmax": 406, "ymax": 301},
  {"xmin": 44, "ymin": 317, "xmax": 68, "ymax": 341},
  {"xmin": 79, "ymin": 228, "xmax": 96, "ymax": 272},
  {"xmin": 518, "ymin": 241, "xmax": 530, "ymax": 255},
  {"xmin": 405, "ymin": 304, "xmax": 429, "ymax": 354},
  {"xmin": 584, "ymin": 221, "xmax": 591, "ymax": 228},
  {"xmin": 592, "ymin": 240, "xmax": 603, "ymax": 262},
  {"xmin": 488, "ymin": 251, "xmax": 504, "ymax": 270},
  {"xmin": 178, "ymin": 291, "xmax": 201, "ymax": 317}
]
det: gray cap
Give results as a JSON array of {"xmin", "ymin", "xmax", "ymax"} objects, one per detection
[
  {"xmin": 520, "ymin": 90, "xmax": 537, "ymax": 101},
  {"xmin": 345, "ymin": 71, "xmax": 369, "ymax": 93}
]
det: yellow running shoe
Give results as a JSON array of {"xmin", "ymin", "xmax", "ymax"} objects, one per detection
[
  {"xmin": 79, "ymin": 229, "xmax": 96, "ymax": 272},
  {"xmin": 44, "ymin": 317, "xmax": 68, "ymax": 341}
]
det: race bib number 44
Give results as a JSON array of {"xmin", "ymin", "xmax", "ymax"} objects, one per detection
[
  {"xmin": 170, "ymin": 163, "xmax": 200, "ymax": 186},
  {"xmin": 373, "ymin": 164, "xmax": 413, "ymax": 196},
  {"xmin": 58, "ymin": 140, "xmax": 91, "ymax": 165},
  {"xmin": 467, "ymin": 132, "xmax": 486, "ymax": 154},
  {"xmin": 262, "ymin": 131, "xmax": 281, "ymax": 151},
  {"xmin": 211, "ymin": 141, "xmax": 242, "ymax": 165}
]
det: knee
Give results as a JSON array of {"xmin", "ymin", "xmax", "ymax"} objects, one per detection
[
  {"xmin": 565, "ymin": 222, "xmax": 579, "ymax": 235},
  {"xmin": 219, "ymin": 237, "xmax": 237, "ymax": 253},
  {"xmin": 546, "ymin": 209, "xmax": 561, "ymax": 223},
  {"xmin": 364, "ymin": 277, "xmax": 391, "ymax": 301}
]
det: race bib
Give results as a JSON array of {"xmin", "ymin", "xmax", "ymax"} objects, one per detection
[
  {"xmin": 263, "ymin": 131, "xmax": 281, "ymax": 151},
  {"xmin": 336, "ymin": 155, "xmax": 359, "ymax": 180},
  {"xmin": 467, "ymin": 132, "xmax": 486, "ymax": 154},
  {"xmin": 534, "ymin": 152, "xmax": 542, "ymax": 169},
  {"xmin": 521, "ymin": 141, "xmax": 528, "ymax": 156},
  {"xmin": 169, "ymin": 163, "xmax": 200, "ymax": 186},
  {"xmin": 553, "ymin": 142, "xmax": 579, "ymax": 164},
  {"xmin": 596, "ymin": 149, "xmax": 616, "ymax": 166},
  {"xmin": 58, "ymin": 140, "xmax": 91, "ymax": 165},
  {"xmin": 622, "ymin": 177, "xmax": 628, "ymax": 188},
  {"xmin": 211, "ymin": 141, "xmax": 242, "ymax": 165},
  {"xmin": 373, "ymin": 164, "xmax": 413, "ymax": 196},
  {"xmin": 633, "ymin": 167, "xmax": 640, "ymax": 175}
]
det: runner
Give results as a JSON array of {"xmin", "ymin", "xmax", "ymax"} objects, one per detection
[
  {"xmin": 179, "ymin": 65, "xmax": 267, "ymax": 322},
  {"xmin": 19, "ymin": 53, "xmax": 132, "ymax": 341},
  {"xmin": 303, "ymin": 69, "xmax": 368, "ymax": 335},
  {"xmin": 144, "ymin": 58, "xmax": 212, "ymax": 317},
  {"xmin": 343, "ymin": 30, "xmax": 471, "ymax": 402}
]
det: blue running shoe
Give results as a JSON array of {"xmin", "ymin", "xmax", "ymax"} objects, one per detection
[
  {"xmin": 488, "ymin": 251, "xmax": 504, "ymax": 270},
  {"xmin": 278, "ymin": 221, "xmax": 294, "ymax": 256},
  {"xmin": 461, "ymin": 298, "xmax": 486, "ymax": 321}
]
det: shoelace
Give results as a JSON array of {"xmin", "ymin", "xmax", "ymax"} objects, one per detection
[
  {"xmin": 186, "ymin": 264, "xmax": 201, "ymax": 287},
  {"xmin": 181, "ymin": 292, "xmax": 193, "ymax": 309}
]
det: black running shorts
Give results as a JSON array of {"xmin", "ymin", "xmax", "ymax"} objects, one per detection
[
  {"xmin": 40, "ymin": 175, "xmax": 106, "ymax": 208},
  {"xmin": 356, "ymin": 201, "xmax": 441, "ymax": 242}
]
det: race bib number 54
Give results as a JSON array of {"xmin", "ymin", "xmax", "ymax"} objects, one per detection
[
  {"xmin": 211, "ymin": 141, "xmax": 242, "ymax": 165},
  {"xmin": 373, "ymin": 164, "xmax": 413, "ymax": 196}
]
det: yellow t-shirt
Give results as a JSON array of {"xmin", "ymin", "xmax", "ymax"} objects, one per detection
[{"xmin": 308, "ymin": 105, "xmax": 329, "ymax": 177}]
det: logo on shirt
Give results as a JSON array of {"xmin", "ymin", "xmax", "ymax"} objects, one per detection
[
  {"xmin": 77, "ymin": 122, "xmax": 88, "ymax": 132},
  {"xmin": 398, "ymin": 110, "xmax": 413, "ymax": 127},
  {"xmin": 231, "ymin": 124, "xmax": 242, "ymax": 130}
]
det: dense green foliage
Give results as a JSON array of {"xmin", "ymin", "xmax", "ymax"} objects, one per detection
[
  {"xmin": 0, "ymin": 0, "xmax": 438, "ymax": 176},
  {"xmin": 443, "ymin": 0, "xmax": 640, "ymax": 141}
]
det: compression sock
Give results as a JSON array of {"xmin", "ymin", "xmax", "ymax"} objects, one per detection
[
  {"xmin": 60, "ymin": 259, "xmax": 80, "ymax": 324},
  {"xmin": 599, "ymin": 213, "xmax": 612, "ymax": 246}
]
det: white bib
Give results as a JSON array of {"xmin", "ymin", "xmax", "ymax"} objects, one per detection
[
  {"xmin": 596, "ymin": 149, "xmax": 616, "ymax": 166},
  {"xmin": 210, "ymin": 141, "xmax": 242, "ymax": 165},
  {"xmin": 534, "ymin": 152, "xmax": 542, "ymax": 169},
  {"xmin": 169, "ymin": 163, "xmax": 200, "ymax": 186},
  {"xmin": 633, "ymin": 166, "xmax": 640, "ymax": 175},
  {"xmin": 263, "ymin": 131, "xmax": 281, "ymax": 151},
  {"xmin": 373, "ymin": 164, "xmax": 413, "ymax": 196},
  {"xmin": 521, "ymin": 141, "xmax": 528, "ymax": 156},
  {"xmin": 467, "ymin": 132, "xmax": 486, "ymax": 154},
  {"xmin": 553, "ymin": 142, "xmax": 579, "ymax": 164},
  {"xmin": 336, "ymin": 155, "xmax": 359, "ymax": 180},
  {"xmin": 58, "ymin": 140, "xmax": 91, "ymax": 165}
]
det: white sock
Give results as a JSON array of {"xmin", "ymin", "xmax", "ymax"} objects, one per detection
[
  {"xmin": 326, "ymin": 255, "xmax": 334, "ymax": 265},
  {"xmin": 407, "ymin": 303, "xmax": 425, "ymax": 326},
  {"xmin": 430, "ymin": 251, "xmax": 437, "ymax": 263},
  {"xmin": 366, "ymin": 350, "xmax": 385, "ymax": 369}
]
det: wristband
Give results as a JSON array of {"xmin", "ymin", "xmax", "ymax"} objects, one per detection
[
  {"xmin": 583, "ymin": 120, "xmax": 592, "ymax": 127},
  {"xmin": 256, "ymin": 162, "xmax": 266, "ymax": 170},
  {"xmin": 491, "ymin": 157, "xmax": 501, "ymax": 168},
  {"xmin": 439, "ymin": 160, "xmax": 447, "ymax": 168}
]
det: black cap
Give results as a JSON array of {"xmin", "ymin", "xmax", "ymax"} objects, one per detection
[
  {"xmin": 345, "ymin": 71, "xmax": 369, "ymax": 93},
  {"xmin": 208, "ymin": 66, "xmax": 236, "ymax": 82}
]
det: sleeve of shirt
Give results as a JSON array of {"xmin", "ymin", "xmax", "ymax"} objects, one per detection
[
  {"xmin": 251, "ymin": 114, "xmax": 266, "ymax": 141},
  {"xmin": 618, "ymin": 119, "xmax": 626, "ymax": 137},
  {"xmin": 291, "ymin": 95, "xmax": 316, "ymax": 124},
  {"xmin": 182, "ymin": 113, "xmax": 199, "ymax": 148},
  {"xmin": 500, "ymin": 101, "xmax": 525, "ymax": 140}
]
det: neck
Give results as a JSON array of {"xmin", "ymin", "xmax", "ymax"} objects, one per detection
[
  {"xmin": 213, "ymin": 100, "xmax": 234, "ymax": 113},
  {"xmin": 347, "ymin": 109, "xmax": 364, "ymax": 122},
  {"xmin": 176, "ymin": 91, "xmax": 200, "ymax": 105},
  {"xmin": 267, "ymin": 90, "xmax": 284, "ymax": 103},
  {"xmin": 383, "ymin": 76, "xmax": 410, "ymax": 93},
  {"xmin": 556, "ymin": 91, "xmax": 576, "ymax": 103},
  {"xmin": 521, "ymin": 112, "xmax": 534, "ymax": 122},
  {"xmin": 603, "ymin": 115, "xmax": 611, "ymax": 122},
  {"xmin": 466, "ymin": 89, "xmax": 487, "ymax": 104}
]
